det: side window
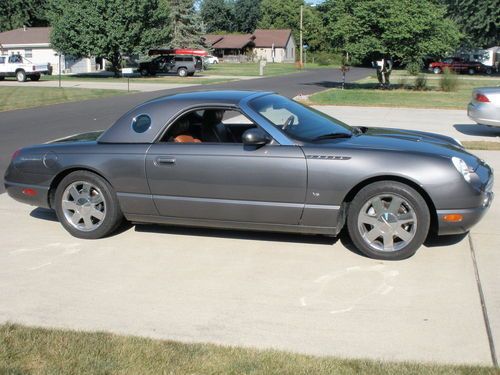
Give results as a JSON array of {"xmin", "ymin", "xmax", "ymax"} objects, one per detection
[
  {"xmin": 25, "ymin": 49, "xmax": 32, "ymax": 58},
  {"xmin": 0, "ymin": 57, "xmax": 5, "ymax": 64},
  {"xmin": 160, "ymin": 108, "xmax": 258, "ymax": 144}
]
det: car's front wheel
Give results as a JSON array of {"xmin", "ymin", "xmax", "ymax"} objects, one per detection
[
  {"xmin": 347, "ymin": 181, "xmax": 430, "ymax": 260},
  {"xmin": 432, "ymin": 67, "xmax": 441, "ymax": 74},
  {"xmin": 16, "ymin": 70, "xmax": 27, "ymax": 82},
  {"xmin": 54, "ymin": 171, "xmax": 123, "ymax": 239}
]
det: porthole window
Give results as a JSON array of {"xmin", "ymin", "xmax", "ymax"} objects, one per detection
[{"xmin": 132, "ymin": 114, "xmax": 151, "ymax": 133}]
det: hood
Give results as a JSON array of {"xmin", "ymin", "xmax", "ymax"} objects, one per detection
[{"xmin": 313, "ymin": 127, "xmax": 483, "ymax": 170}]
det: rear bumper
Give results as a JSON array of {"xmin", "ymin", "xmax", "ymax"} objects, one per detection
[
  {"xmin": 4, "ymin": 180, "xmax": 50, "ymax": 209},
  {"xmin": 468, "ymin": 102, "xmax": 500, "ymax": 127},
  {"xmin": 436, "ymin": 191, "xmax": 494, "ymax": 235}
]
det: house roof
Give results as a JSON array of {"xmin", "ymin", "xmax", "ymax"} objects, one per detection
[
  {"xmin": 0, "ymin": 27, "xmax": 52, "ymax": 45},
  {"xmin": 253, "ymin": 29, "xmax": 292, "ymax": 48},
  {"xmin": 213, "ymin": 34, "xmax": 255, "ymax": 49},
  {"xmin": 202, "ymin": 29, "xmax": 292, "ymax": 50}
]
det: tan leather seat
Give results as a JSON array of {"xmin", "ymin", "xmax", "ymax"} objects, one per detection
[{"xmin": 174, "ymin": 135, "xmax": 201, "ymax": 143}]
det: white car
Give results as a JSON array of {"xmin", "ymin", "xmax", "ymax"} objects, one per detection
[
  {"xmin": 0, "ymin": 54, "xmax": 50, "ymax": 82},
  {"xmin": 204, "ymin": 55, "xmax": 219, "ymax": 64},
  {"xmin": 468, "ymin": 87, "xmax": 500, "ymax": 127}
]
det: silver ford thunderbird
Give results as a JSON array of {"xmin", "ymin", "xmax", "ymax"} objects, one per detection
[{"xmin": 4, "ymin": 91, "xmax": 494, "ymax": 260}]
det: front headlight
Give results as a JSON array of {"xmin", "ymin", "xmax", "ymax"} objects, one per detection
[{"xmin": 452, "ymin": 157, "xmax": 471, "ymax": 182}]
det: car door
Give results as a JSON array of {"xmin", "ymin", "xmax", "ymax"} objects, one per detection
[{"xmin": 145, "ymin": 116, "xmax": 307, "ymax": 225}]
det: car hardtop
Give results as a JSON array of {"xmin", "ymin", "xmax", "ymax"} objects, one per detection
[{"xmin": 98, "ymin": 90, "xmax": 272, "ymax": 144}]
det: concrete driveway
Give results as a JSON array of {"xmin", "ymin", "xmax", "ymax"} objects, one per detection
[
  {"xmin": 0, "ymin": 150, "xmax": 498, "ymax": 367},
  {"xmin": 315, "ymin": 105, "xmax": 500, "ymax": 142}
]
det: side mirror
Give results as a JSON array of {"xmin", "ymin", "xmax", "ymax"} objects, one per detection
[{"xmin": 242, "ymin": 128, "xmax": 271, "ymax": 147}]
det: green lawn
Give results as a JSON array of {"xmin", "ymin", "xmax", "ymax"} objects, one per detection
[
  {"xmin": 1, "ymin": 324, "xmax": 498, "ymax": 375},
  {"xmin": 201, "ymin": 62, "xmax": 337, "ymax": 76},
  {"xmin": 0, "ymin": 86, "xmax": 129, "ymax": 112},
  {"xmin": 309, "ymin": 73, "xmax": 500, "ymax": 109}
]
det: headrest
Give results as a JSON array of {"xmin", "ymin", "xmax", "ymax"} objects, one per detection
[{"xmin": 203, "ymin": 110, "xmax": 224, "ymax": 126}]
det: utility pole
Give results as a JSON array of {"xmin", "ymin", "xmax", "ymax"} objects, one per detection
[{"xmin": 299, "ymin": 5, "xmax": 303, "ymax": 68}]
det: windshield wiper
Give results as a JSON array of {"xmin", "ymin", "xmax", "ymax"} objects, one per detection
[{"xmin": 312, "ymin": 132, "xmax": 352, "ymax": 141}]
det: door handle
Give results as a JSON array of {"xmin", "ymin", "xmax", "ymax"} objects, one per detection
[{"xmin": 155, "ymin": 157, "xmax": 176, "ymax": 166}]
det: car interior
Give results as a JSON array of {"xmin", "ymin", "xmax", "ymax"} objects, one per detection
[{"xmin": 161, "ymin": 109, "xmax": 259, "ymax": 143}]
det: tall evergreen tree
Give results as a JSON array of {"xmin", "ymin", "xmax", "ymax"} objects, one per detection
[
  {"xmin": 200, "ymin": 0, "xmax": 235, "ymax": 32},
  {"xmin": 234, "ymin": 0, "xmax": 260, "ymax": 33},
  {"xmin": 169, "ymin": 0, "xmax": 204, "ymax": 48},
  {"xmin": 48, "ymin": 0, "xmax": 170, "ymax": 75},
  {"xmin": 441, "ymin": 0, "xmax": 499, "ymax": 48},
  {"xmin": 0, "ymin": 0, "xmax": 50, "ymax": 32}
]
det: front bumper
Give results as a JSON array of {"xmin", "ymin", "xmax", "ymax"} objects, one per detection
[{"xmin": 436, "ymin": 187, "xmax": 494, "ymax": 235}]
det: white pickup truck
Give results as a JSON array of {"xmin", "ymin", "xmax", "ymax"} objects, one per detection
[{"xmin": 0, "ymin": 54, "xmax": 50, "ymax": 82}]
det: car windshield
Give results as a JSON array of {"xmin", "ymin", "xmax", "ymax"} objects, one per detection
[{"xmin": 249, "ymin": 94, "xmax": 352, "ymax": 142}]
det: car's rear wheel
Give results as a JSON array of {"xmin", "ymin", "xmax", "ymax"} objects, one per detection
[
  {"xmin": 139, "ymin": 69, "xmax": 149, "ymax": 76},
  {"xmin": 177, "ymin": 67, "xmax": 188, "ymax": 77},
  {"xmin": 347, "ymin": 181, "xmax": 430, "ymax": 260},
  {"xmin": 54, "ymin": 171, "xmax": 123, "ymax": 239},
  {"xmin": 432, "ymin": 67, "xmax": 441, "ymax": 74},
  {"xmin": 468, "ymin": 68, "xmax": 475, "ymax": 75},
  {"xmin": 16, "ymin": 70, "xmax": 27, "ymax": 82}
]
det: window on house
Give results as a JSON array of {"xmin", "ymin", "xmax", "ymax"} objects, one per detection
[{"xmin": 25, "ymin": 49, "xmax": 32, "ymax": 58}]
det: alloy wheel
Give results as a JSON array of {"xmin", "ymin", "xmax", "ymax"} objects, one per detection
[
  {"xmin": 62, "ymin": 181, "xmax": 106, "ymax": 232},
  {"xmin": 357, "ymin": 193, "xmax": 417, "ymax": 252}
]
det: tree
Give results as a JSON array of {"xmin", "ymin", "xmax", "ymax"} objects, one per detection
[
  {"xmin": 48, "ymin": 0, "xmax": 169, "ymax": 76},
  {"xmin": 200, "ymin": 0, "xmax": 235, "ymax": 32},
  {"xmin": 0, "ymin": 0, "xmax": 50, "ymax": 32},
  {"xmin": 441, "ymin": 0, "xmax": 499, "ymax": 48},
  {"xmin": 234, "ymin": 0, "xmax": 260, "ymax": 33},
  {"xmin": 169, "ymin": 0, "xmax": 205, "ymax": 48},
  {"xmin": 319, "ymin": 0, "xmax": 462, "ymax": 64},
  {"xmin": 258, "ymin": 0, "xmax": 323, "ymax": 50}
]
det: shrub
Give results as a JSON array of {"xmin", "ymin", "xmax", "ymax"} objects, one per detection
[
  {"xmin": 406, "ymin": 61, "xmax": 422, "ymax": 76},
  {"xmin": 313, "ymin": 51, "xmax": 342, "ymax": 66},
  {"xmin": 440, "ymin": 68, "xmax": 459, "ymax": 92},
  {"xmin": 398, "ymin": 76, "xmax": 409, "ymax": 89},
  {"xmin": 414, "ymin": 74, "xmax": 428, "ymax": 91}
]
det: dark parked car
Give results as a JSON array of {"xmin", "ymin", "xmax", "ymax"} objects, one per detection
[
  {"xmin": 138, "ymin": 54, "xmax": 198, "ymax": 77},
  {"xmin": 4, "ymin": 91, "xmax": 494, "ymax": 260}
]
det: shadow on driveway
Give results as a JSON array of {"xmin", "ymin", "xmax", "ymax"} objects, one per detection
[{"xmin": 454, "ymin": 124, "xmax": 500, "ymax": 138}]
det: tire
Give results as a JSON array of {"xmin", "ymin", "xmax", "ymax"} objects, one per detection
[
  {"xmin": 0, "ymin": 76, "xmax": 4, "ymax": 81},
  {"xmin": 468, "ymin": 68, "xmax": 475, "ymax": 75},
  {"xmin": 485, "ymin": 67, "xmax": 493, "ymax": 75},
  {"xmin": 432, "ymin": 67, "xmax": 441, "ymax": 74},
  {"xmin": 347, "ymin": 181, "xmax": 430, "ymax": 260},
  {"xmin": 30, "ymin": 74, "xmax": 41, "ymax": 81},
  {"xmin": 16, "ymin": 70, "xmax": 27, "ymax": 82},
  {"xmin": 177, "ymin": 67, "xmax": 188, "ymax": 77},
  {"xmin": 54, "ymin": 171, "xmax": 124, "ymax": 239},
  {"xmin": 139, "ymin": 69, "xmax": 149, "ymax": 77}
]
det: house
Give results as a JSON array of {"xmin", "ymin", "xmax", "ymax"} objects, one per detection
[
  {"xmin": 203, "ymin": 29, "xmax": 295, "ymax": 63},
  {"xmin": 0, "ymin": 27, "xmax": 105, "ymax": 74}
]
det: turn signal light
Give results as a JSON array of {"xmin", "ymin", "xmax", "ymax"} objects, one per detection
[
  {"xmin": 22, "ymin": 188, "xmax": 37, "ymax": 197},
  {"xmin": 476, "ymin": 93, "xmax": 490, "ymax": 103},
  {"xmin": 443, "ymin": 214, "xmax": 463, "ymax": 222}
]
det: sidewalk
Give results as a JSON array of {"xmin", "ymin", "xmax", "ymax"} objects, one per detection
[{"xmin": 0, "ymin": 79, "xmax": 199, "ymax": 92}]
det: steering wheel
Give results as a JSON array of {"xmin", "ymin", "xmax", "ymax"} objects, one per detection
[{"xmin": 282, "ymin": 115, "xmax": 295, "ymax": 131}]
